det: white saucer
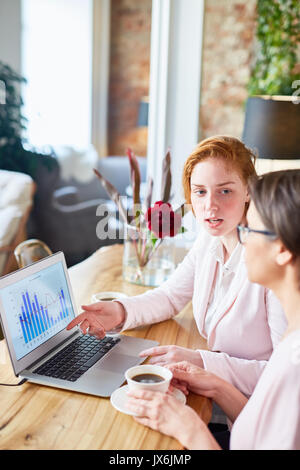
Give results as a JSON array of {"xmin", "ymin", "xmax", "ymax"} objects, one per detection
[{"xmin": 110, "ymin": 385, "xmax": 186, "ymax": 416}]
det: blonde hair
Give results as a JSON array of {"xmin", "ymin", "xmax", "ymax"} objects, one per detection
[{"xmin": 182, "ymin": 135, "xmax": 257, "ymax": 204}]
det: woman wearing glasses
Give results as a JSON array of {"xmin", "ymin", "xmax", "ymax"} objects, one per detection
[
  {"xmin": 67, "ymin": 136, "xmax": 286, "ymax": 398},
  {"xmin": 127, "ymin": 170, "xmax": 300, "ymax": 449}
]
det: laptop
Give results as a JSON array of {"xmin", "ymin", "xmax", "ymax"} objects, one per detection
[{"xmin": 0, "ymin": 252, "xmax": 158, "ymax": 397}]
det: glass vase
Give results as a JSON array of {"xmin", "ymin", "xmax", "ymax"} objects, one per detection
[{"xmin": 122, "ymin": 224, "xmax": 176, "ymax": 287}]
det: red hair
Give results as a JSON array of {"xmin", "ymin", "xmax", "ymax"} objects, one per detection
[{"xmin": 182, "ymin": 135, "xmax": 257, "ymax": 204}]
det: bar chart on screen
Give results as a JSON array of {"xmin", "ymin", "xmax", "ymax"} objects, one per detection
[
  {"xmin": 19, "ymin": 288, "xmax": 70, "ymax": 345},
  {"xmin": 0, "ymin": 262, "xmax": 75, "ymax": 360}
]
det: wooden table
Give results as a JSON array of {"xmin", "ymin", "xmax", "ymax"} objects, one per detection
[{"xmin": 0, "ymin": 245, "xmax": 211, "ymax": 450}]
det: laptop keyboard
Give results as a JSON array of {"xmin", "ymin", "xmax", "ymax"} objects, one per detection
[{"xmin": 33, "ymin": 334, "xmax": 120, "ymax": 382}]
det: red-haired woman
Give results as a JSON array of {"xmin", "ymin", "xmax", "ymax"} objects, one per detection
[
  {"xmin": 67, "ymin": 136, "xmax": 286, "ymax": 399},
  {"xmin": 126, "ymin": 170, "xmax": 300, "ymax": 450}
]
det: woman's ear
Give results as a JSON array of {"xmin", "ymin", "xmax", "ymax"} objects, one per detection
[{"xmin": 275, "ymin": 241, "xmax": 293, "ymax": 266}]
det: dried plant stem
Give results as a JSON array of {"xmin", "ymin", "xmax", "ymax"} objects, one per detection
[
  {"xmin": 131, "ymin": 235, "xmax": 142, "ymax": 266},
  {"xmin": 140, "ymin": 238, "xmax": 163, "ymax": 268},
  {"xmin": 140, "ymin": 237, "xmax": 148, "ymax": 265}
]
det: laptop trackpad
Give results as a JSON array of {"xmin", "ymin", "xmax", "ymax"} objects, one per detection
[{"xmin": 98, "ymin": 353, "xmax": 140, "ymax": 373}]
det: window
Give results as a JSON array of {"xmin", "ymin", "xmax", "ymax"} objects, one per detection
[{"xmin": 21, "ymin": 0, "xmax": 93, "ymax": 148}]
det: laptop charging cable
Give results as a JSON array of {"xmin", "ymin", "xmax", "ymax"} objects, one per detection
[{"xmin": 0, "ymin": 378, "xmax": 28, "ymax": 386}]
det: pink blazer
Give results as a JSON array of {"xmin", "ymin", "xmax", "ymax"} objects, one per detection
[
  {"xmin": 120, "ymin": 230, "xmax": 287, "ymax": 395},
  {"xmin": 230, "ymin": 330, "xmax": 300, "ymax": 449}
]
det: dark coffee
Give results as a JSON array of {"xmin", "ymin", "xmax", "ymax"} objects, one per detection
[
  {"xmin": 101, "ymin": 298, "xmax": 115, "ymax": 301},
  {"xmin": 131, "ymin": 373, "xmax": 164, "ymax": 384}
]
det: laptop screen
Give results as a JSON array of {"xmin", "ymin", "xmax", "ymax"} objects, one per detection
[{"xmin": 0, "ymin": 261, "xmax": 75, "ymax": 361}]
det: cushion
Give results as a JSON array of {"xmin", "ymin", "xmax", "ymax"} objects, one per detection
[
  {"xmin": 0, "ymin": 206, "xmax": 23, "ymax": 246},
  {"xmin": 255, "ymin": 159, "xmax": 300, "ymax": 175},
  {"xmin": 0, "ymin": 170, "xmax": 34, "ymax": 276},
  {"xmin": 0, "ymin": 170, "xmax": 34, "ymax": 209}
]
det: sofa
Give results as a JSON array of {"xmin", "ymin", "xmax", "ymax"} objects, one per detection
[
  {"xmin": 0, "ymin": 170, "xmax": 36, "ymax": 276},
  {"xmin": 29, "ymin": 156, "xmax": 147, "ymax": 267}
]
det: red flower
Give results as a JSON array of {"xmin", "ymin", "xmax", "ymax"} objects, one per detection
[{"xmin": 145, "ymin": 201, "xmax": 182, "ymax": 238}]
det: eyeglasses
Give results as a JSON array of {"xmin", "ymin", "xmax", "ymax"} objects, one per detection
[{"xmin": 237, "ymin": 224, "xmax": 277, "ymax": 245}]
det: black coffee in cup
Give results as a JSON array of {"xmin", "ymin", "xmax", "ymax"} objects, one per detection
[{"xmin": 131, "ymin": 373, "xmax": 164, "ymax": 384}]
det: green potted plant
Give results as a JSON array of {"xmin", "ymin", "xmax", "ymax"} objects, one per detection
[
  {"xmin": 0, "ymin": 61, "xmax": 58, "ymax": 179},
  {"xmin": 243, "ymin": 0, "xmax": 300, "ymax": 160},
  {"xmin": 248, "ymin": 0, "xmax": 300, "ymax": 96}
]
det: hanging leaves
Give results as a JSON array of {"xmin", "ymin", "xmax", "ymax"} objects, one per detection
[
  {"xmin": 248, "ymin": 0, "xmax": 300, "ymax": 96},
  {"xmin": 0, "ymin": 60, "xmax": 56, "ymax": 179}
]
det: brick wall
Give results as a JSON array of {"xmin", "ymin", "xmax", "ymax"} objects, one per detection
[
  {"xmin": 200, "ymin": 0, "xmax": 257, "ymax": 140},
  {"xmin": 108, "ymin": 0, "xmax": 257, "ymax": 155},
  {"xmin": 108, "ymin": 0, "xmax": 151, "ymax": 157}
]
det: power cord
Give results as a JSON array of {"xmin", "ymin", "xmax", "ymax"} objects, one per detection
[{"xmin": 0, "ymin": 378, "xmax": 28, "ymax": 386}]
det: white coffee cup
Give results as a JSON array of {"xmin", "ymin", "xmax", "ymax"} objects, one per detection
[
  {"xmin": 125, "ymin": 364, "xmax": 173, "ymax": 393},
  {"xmin": 91, "ymin": 291, "xmax": 127, "ymax": 303}
]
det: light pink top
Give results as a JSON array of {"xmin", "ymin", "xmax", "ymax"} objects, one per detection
[
  {"xmin": 230, "ymin": 330, "xmax": 300, "ymax": 450},
  {"xmin": 120, "ymin": 230, "xmax": 287, "ymax": 395}
]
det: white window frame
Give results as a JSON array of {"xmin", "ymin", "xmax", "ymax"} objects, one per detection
[
  {"xmin": 147, "ymin": 0, "xmax": 205, "ymax": 204},
  {"xmin": 92, "ymin": 0, "xmax": 111, "ymax": 158}
]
